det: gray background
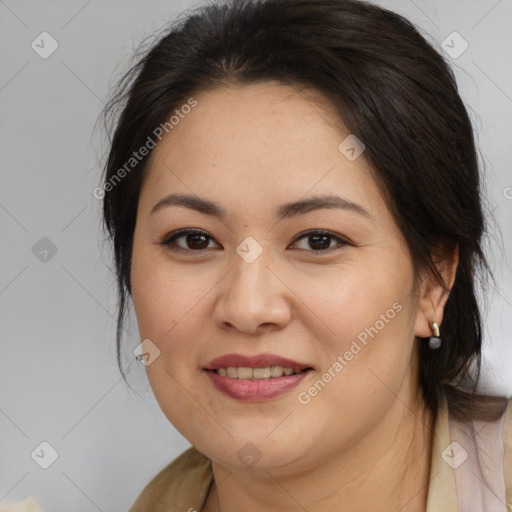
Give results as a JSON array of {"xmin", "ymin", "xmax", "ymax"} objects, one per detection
[{"xmin": 1, "ymin": 0, "xmax": 511, "ymax": 510}]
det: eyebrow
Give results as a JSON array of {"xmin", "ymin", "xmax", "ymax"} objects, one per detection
[{"xmin": 149, "ymin": 193, "xmax": 371, "ymax": 220}]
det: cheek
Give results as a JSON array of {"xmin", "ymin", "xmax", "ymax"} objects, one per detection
[
  {"xmin": 291, "ymin": 257, "xmax": 413, "ymax": 348},
  {"xmin": 131, "ymin": 266, "xmax": 206, "ymax": 359},
  {"xmin": 130, "ymin": 250, "xmax": 214, "ymax": 433},
  {"xmin": 290, "ymin": 256, "xmax": 417, "ymax": 406},
  {"xmin": 131, "ymin": 238, "xmax": 200, "ymax": 337}
]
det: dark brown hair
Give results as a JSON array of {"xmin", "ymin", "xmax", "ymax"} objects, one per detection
[{"xmin": 100, "ymin": 0, "xmax": 502, "ymax": 419}]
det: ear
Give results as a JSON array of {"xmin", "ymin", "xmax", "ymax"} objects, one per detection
[{"xmin": 414, "ymin": 243, "xmax": 459, "ymax": 338}]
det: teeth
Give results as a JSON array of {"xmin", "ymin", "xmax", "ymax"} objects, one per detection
[
  {"xmin": 216, "ymin": 366, "xmax": 299, "ymax": 379},
  {"xmin": 237, "ymin": 367, "xmax": 253, "ymax": 379},
  {"xmin": 253, "ymin": 367, "xmax": 270, "ymax": 379},
  {"xmin": 270, "ymin": 366, "xmax": 283, "ymax": 377}
]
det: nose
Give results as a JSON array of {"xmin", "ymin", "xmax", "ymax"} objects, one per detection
[{"xmin": 213, "ymin": 251, "xmax": 292, "ymax": 335}]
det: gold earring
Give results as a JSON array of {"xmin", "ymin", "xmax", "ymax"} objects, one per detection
[{"xmin": 428, "ymin": 321, "xmax": 442, "ymax": 349}]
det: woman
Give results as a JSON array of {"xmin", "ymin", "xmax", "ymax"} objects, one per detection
[{"xmin": 99, "ymin": 0, "xmax": 512, "ymax": 510}]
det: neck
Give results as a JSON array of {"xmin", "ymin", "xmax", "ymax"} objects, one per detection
[{"xmin": 204, "ymin": 389, "xmax": 435, "ymax": 512}]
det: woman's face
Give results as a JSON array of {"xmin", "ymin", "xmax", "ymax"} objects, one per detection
[{"xmin": 130, "ymin": 82, "xmax": 432, "ymax": 474}]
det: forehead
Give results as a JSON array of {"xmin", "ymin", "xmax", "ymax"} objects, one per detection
[
  {"xmin": 150, "ymin": 81, "xmax": 344, "ymax": 156},
  {"xmin": 140, "ymin": 82, "xmax": 383, "ymax": 220}
]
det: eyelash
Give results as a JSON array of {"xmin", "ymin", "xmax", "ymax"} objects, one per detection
[{"xmin": 159, "ymin": 229, "xmax": 351, "ymax": 255}]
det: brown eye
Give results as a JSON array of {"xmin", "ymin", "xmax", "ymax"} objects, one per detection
[
  {"xmin": 161, "ymin": 229, "xmax": 220, "ymax": 252},
  {"xmin": 307, "ymin": 234, "xmax": 331, "ymax": 250},
  {"xmin": 291, "ymin": 230, "xmax": 349, "ymax": 253},
  {"xmin": 184, "ymin": 232, "xmax": 210, "ymax": 249}
]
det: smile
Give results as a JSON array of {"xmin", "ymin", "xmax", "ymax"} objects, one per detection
[
  {"xmin": 214, "ymin": 366, "xmax": 299, "ymax": 379},
  {"xmin": 203, "ymin": 353, "xmax": 313, "ymax": 401}
]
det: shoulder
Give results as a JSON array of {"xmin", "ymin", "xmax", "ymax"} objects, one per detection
[
  {"xmin": 128, "ymin": 446, "xmax": 213, "ymax": 512},
  {"xmin": 438, "ymin": 394, "xmax": 512, "ymax": 512}
]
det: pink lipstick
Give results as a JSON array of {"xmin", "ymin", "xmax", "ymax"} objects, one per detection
[{"xmin": 204, "ymin": 353, "xmax": 313, "ymax": 402}]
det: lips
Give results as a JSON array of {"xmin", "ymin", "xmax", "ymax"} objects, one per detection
[
  {"xmin": 203, "ymin": 352, "xmax": 313, "ymax": 402},
  {"xmin": 204, "ymin": 353, "xmax": 312, "ymax": 374}
]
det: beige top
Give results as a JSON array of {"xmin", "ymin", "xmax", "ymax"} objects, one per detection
[{"xmin": 128, "ymin": 397, "xmax": 512, "ymax": 512}]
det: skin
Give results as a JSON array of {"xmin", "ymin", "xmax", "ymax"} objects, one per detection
[{"xmin": 130, "ymin": 81, "xmax": 458, "ymax": 512}]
